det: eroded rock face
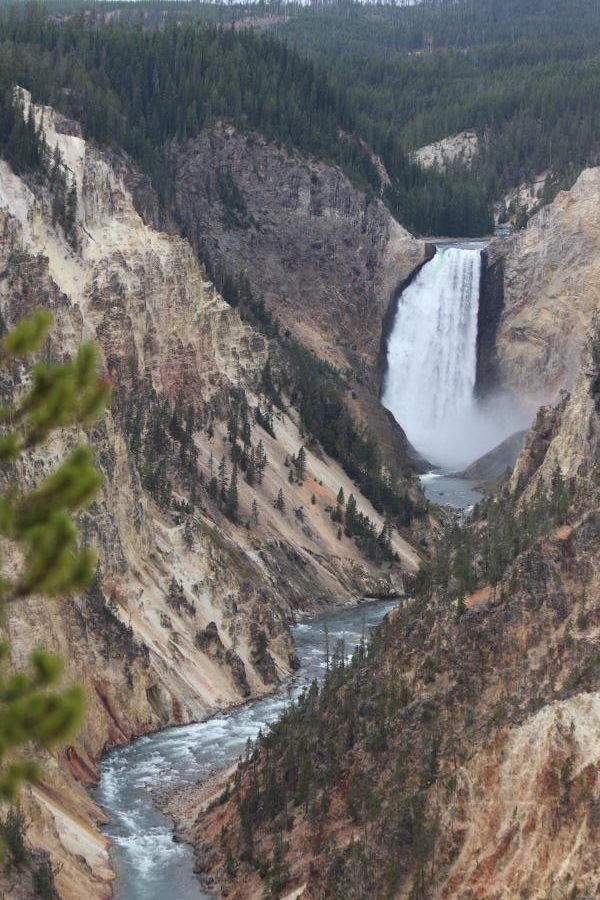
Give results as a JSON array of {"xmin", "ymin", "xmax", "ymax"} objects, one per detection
[
  {"xmin": 168, "ymin": 124, "xmax": 426, "ymax": 477},
  {"xmin": 511, "ymin": 318, "xmax": 600, "ymax": 493},
  {"xmin": 0, "ymin": 95, "xmax": 420, "ymax": 898},
  {"xmin": 412, "ymin": 130, "xmax": 479, "ymax": 171},
  {"xmin": 483, "ymin": 168, "xmax": 600, "ymax": 413},
  {"xmin": 169, "ymin": 124, "xmax": 425, "ymax": 386}
]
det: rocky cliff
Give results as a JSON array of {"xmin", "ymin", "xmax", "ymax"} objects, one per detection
[
  {"xmin": 0, "ymin": 95, "xmax": 421, "ymax": 899},
  {"xmin": 181, "ymin": 318, "xmax": 600, "ymax": 899},
  {"xmin": 481, "ymin": 168, "xmax": 600, "ymax": 414},
  {"xmin": 168, "ymin": 125, "xmax": 426, "ymax": 474},
  {"xmin": 170, "ymin": 125, "xmax": 424, "ymax": 384}
]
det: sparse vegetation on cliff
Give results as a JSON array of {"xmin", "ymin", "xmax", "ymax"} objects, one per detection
[
  {"xmin": 193, "ymin": 335, "xmax": 600, "ymax": 897},
  {"xmin": 0, "ymin": 85, "xmax": 78, "ymax": 248},
  {"xmin": 262, "ymin": 343, "xmax": 418, "ymax": 529}
]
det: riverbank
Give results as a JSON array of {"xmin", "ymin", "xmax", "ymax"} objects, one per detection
[{"xmin": 93, "ymin": 598, "xmax": 401, "ymax": 899}]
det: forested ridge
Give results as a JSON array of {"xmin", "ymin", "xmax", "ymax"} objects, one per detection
[
  {"xmin": 51, "ymin": 0, "xmax": 600, "ymax": 224},
  {"xmin": 4, "ymin": 0, "xmax": 600, "ymax": 232},
  {"xmin": 0, "ymin": 3, "xmax": 492, "ymax": 235},
  {"xmin": 269, "ymin": 0, "xmax": 600, "ymax": 212}
]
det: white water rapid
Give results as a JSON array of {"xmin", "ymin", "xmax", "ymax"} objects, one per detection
[{"xmin": 382, "ymin": 245, "xmax": 525, "ymax": 471}]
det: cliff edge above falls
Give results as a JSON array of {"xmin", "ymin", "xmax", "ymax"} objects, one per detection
[
  {"xmin": 0, "ymin": 94, "xmax": 421, "ymax": 900},
  {"xmin": 481, "ymin": 167, "xmax": 600, "ymax": 412}
]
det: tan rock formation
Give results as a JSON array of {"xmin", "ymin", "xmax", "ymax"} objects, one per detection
[
  {"xmin": 486, "ymin": 167, "xmax": 600, "ymax": 413},
  {"xmin": 412, "ymin": 130, "xmax": 479, "ymax": 171}
]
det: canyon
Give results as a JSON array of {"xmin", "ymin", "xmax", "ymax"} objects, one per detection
[
  {"xmin": 0, "ymin": 95, "xmax": 423, "ymax": 899},
  {"xmin": 163, "ymin": 172, "xmax": 600, "ymax": 898},
  {"xmin": 183, "ymin": 266, "xmax": 600, "ymax": 900},
  {"xmin": 1, "ymin": 79, "xmax": 600, "ymax": 900}
]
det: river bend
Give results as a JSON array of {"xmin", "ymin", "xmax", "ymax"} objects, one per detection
[{"xmin": 94, "ymin": 599, "xmax": 399, "ymax": 899}]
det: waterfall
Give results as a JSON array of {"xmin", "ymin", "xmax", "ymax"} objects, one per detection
[{"xmin": 382, "ymin": 246, "xmax": 518, "ymax": 470}]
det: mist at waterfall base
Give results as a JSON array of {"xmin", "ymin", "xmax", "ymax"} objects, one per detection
[{"xmin": 382, "ymin": 246, "xmax": 529, "ymax": 471}]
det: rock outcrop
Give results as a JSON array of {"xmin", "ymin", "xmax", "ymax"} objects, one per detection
[
  {"xmin": 0, "ymin": 95, "xmax": 420, "ymax": 898},
  {"xmin": 168, "ymin": 123, "xmax": 426, "ymax": 477},
  {"xmin": 412, "ymin": 130, "xmax": 479, "ymax": 171},
  {"xmin": 482, "ymin": 168, "xmax": 600, "ymax": 413},
  {"xmin": 170, "ymin": 125, "xmax": 425, "ymax": 383},
  {"xmin": 459, "ymin": 429, "xmax": 527, "ymax": 485}
]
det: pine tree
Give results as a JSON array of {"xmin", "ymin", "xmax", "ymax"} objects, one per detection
[
  {"xmin": 256, "ymin": 439, "xmax": 267, "ymax": 484},
  {"xmin": 337, "ymin": 487, "xmax": 345, "ymax": 506},
  {"xmin": 227, "ymin": 405, "xmax": 239, "ymax": 444},
  {"xmin": 208, "ymin": 475, "xmax": 219, "ymax": 500},
  {"xmin": 550, "ymin": 462, "xmax": 569, "ymax": 523},
  {"xmin": 246, "ymin": 446, "xmax": 256, "ymax": 486},
  {"xmin": 240, "ymin": 412, "xmax": 251, "ymax": 447},
  {"xmin": 345, "ymin": 494, "xmax": 357, "ymax": 538},
  {"xmin": 226, "ymin": 462, "xmax": 239, "ymax": 520},
  {"xmin": 0, "ymin": 309, "xmax": 110, "ymax": 801},
  {"xmin": 251, "ymin": 498, "xmax": 259, "ymax": 526},
  {"xmin": 183, "ymin": 517, "xmax": 195, "ymax": 550},
  {"xmin": 218, "ymin": 454, "xmax": 228, "ymax": 501},
  {"xmin": 275, "ymin": 488, "xmax": 285, "ymax": 513},
  {"xmin": 65, "ymin": 177, "xmax": 78, "ymax": 249},
  {"xmin": 295, "ymin": 445, "xmax": 307, "ymax": 482}
]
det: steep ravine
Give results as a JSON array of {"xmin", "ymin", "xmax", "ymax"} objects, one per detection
[
  {"xmin": 169, "ymin": 170, "xmax": 600, "ymax": 895},
  {"xmin": 96, "ymin": 600, "xmax": 400, "ymax": 900},
  {"xmin": 0, "ymin": 95, "xmax": 423, "ymax": 899}
]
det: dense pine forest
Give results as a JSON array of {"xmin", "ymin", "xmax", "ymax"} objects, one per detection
[
  {"xmin": 8, "ymin": 0, "xmax": 596, "ymax": 229},
  {"xmin": 0, "ymin": 2, "xmax": 492, "ymax": 236},
  {"xmin": 271, "ymin": 0, "xmax": 600, "ymax": 207},
  {"xmin": 5, "ymin": 1, "xmax": 600, "ymax": 232},
  {"xmin": 262, "ymin": 0, "xmax": 600, "ymax": 212}
]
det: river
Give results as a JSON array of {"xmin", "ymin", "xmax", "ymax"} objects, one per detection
[
  {"xmin": 94, "ymin": 598, "xmax": 399, "ymax": 899},
  {"xmin": 420, "ymin": 470, "xmax": 482, "ymax": 510}
]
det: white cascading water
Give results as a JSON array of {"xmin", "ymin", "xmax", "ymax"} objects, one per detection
[{"xmin": 382, "ymin": 246, "xmax": 522, "ymax": 471}]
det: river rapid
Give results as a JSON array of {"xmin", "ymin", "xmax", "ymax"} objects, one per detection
[{"xmin": 94, "ymin": 599, "xmax": 399, "ymax": 899}]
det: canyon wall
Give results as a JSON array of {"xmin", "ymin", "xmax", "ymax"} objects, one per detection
[
  {"xmin": 481, "ymin": 168, "xmax": 600, "ymax": 413},
  {"xmin": 168, "ymin": 125, "xmax": 426, "ymax": 474},
  {"xmin": 0, "ymin": 97, "xmax": 420, "ymax": 898},
  {"xmin": 169, "ymin": 124, "xmax": 425, "ymax": 384},
  {"xmin": 183, "ymin": 307, "xmax": 600, "ymax": 900}
]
